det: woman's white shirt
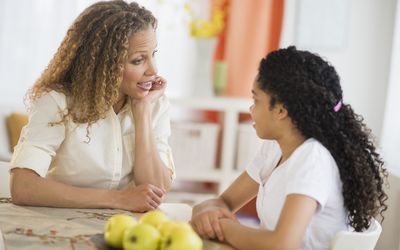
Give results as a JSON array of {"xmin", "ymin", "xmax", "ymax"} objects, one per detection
[
  {"xmin": 246, "ymin": 138, "xmax": 347, "ymax": 250},
  {"xmin": 10, "ymin": 90, "xmax": 175, "ymax": 189}
]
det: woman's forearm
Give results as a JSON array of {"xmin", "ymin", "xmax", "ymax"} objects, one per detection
[
  {"xmin": 132, "ymin": 102, "xmax": 172, "ymax": 190},
  {"xmin": 10, "ymin": 168, "xmax": 119, "ymax": 209}
]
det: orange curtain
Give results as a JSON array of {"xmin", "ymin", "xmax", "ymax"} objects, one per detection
[{"xmin": 215, "ymin": 0, "xmax": 284, "ymax": 98}]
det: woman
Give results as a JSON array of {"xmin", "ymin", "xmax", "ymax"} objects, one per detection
[
  {"xmin": 191, "ymin": 46, "xmax": 388, "ymax": 249},
  {"xmin": 10, "ymin": 0, "xmax": 175, "ymax": 212}
]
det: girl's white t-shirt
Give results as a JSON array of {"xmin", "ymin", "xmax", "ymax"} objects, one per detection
[{"xmin": 246, "ymin": 138, "xmax": 347, "ymax": 250}]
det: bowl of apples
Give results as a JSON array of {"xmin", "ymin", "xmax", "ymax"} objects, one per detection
[{"xmin": 100, "ymin": 210, "xmax": 203, "ymax": 250}]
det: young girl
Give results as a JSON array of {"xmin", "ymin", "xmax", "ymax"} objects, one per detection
[
  {"xmin": 9, "ymin": 1, "xmax": 175, "ymax": 212},
  {"xmin": 191, "ymin": 46, "xmax": 387, "ymax": 249}
]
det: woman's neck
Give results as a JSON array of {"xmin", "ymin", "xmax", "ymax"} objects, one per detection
[{"xmin": 113, "ymin": 96, "xmax": 127, "ymax": 114}]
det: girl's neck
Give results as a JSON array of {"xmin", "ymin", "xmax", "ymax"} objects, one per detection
[{"xmin": 276, "ymin": 132, "xmax": 306, "ymax": 165}]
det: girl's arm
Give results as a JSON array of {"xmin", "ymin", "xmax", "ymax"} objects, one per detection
[
  {"xmin": 10, "ymin": 168, "xmax": 165, "ymax": 212},
  {"xmin": 220, "ymin": 194, "xmax": 318, "ymax": 250},
  {"xmin": 191, "ymin": 171, "xmax": 259, "ymax": 241}
]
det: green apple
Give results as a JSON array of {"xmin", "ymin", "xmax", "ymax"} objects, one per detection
[
  {"xmin": 104, "ymin": 214, "xmax": 137, "ymax": 248},
  {"xmin": 158, "ymin": 221, "xmax": 193, "ymax": 237},
  {"xmin": 139, "ymin": 210, "xmax": 170, "ymax": 228},
  {"xmin": 161, "ymin": 227, "xmax": 203, "ymax": 250},
  {"xmin": 123, "ymin": 223, "xmax": 161, "ymax": 250}
]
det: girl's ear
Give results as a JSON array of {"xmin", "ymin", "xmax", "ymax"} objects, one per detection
[{"xmin": 275, "ymin": 103, "xmax": 288, "ymax": 120}]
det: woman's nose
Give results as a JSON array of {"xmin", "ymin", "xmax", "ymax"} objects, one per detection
[{"xmin": 146, "ymin": 58, "xmax": 157, "ymax": 76}]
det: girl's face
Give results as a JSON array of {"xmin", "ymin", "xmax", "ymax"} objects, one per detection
[
  {"xmin": 250, "ymin": 81, "xmax": 280, "ymax": 139},
  {"xmin": 120, "ymin": 27, "xmax": 158, "ymax": 100}
]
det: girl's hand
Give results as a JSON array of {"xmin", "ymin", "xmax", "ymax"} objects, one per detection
[{"xmin": 190, "ymin": 206, "xmax": 237, "ymax": 241}]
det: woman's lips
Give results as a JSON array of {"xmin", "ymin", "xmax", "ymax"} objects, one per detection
[{"xmin": 137, "ymin": 80, "xmax": 153, "ymax": 91}]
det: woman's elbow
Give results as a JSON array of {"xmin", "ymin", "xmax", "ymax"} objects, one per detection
[
  {"xmin": 10, "ymin": 181, "xmax": 25, "ymax": 205},
  {"xmin": 10, "ymin": 169, "xmax": 36, "ymax": 205},
  {"xmin": 162, "ymin": 177, "xmax": 172, "ymax": 192}
]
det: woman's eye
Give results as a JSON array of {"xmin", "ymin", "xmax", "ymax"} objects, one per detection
[
  {"xmin": 152, "ymin": 50, "xmax": 158, "ymax": 57},
  {"xmin": 131, "ymin": 58, "xmax": 144, "ymax": 65}
]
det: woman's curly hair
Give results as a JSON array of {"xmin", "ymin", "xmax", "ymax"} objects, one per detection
[
  {"xmin": 27, "ymin": 0, "xmax": 156, "ymax": 125},
  {"xmin": 257, "ymin": 46, "xmax": 388, "ymax": 232}
]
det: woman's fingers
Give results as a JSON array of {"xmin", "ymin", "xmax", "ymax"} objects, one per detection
[{"xmin": 151, "ymin": 75, "xmax": 167, "ymax": 90}]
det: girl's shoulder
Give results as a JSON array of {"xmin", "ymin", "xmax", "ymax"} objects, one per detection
[
  {"xmin": 291, "ymin": 138, "xmax": 337, "ymax": 170},
  {"xmin": 300, "ymin": 138, "xmax": 332, "ymax": 158}
]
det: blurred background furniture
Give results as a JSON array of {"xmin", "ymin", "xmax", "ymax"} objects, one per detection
[
  {"xmin": 0, "ymin": 161, "xmax": 10, "ymax": 198},
  {"xmin": 0, "ymin": 106, "xmax": 27, "ymax": 162},
  {"xmin": 329, "ymin": 218, "xmax": 382, "ymax": 250}
]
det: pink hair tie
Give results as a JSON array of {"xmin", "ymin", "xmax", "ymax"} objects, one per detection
[{"xmin": 333, "ymin": 101, "xmax": 342, "ymax": 112}]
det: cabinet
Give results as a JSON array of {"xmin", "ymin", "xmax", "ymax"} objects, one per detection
[{"xmin": 169, "ymin": 96, "xmax": 254, "ymax": 193}]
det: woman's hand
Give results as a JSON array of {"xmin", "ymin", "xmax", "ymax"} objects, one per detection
[
  {"xmin": 190, "ymin": 205, "xmax": 237, "ymax": 241},
  {"xmin": 130, "ymin": 75, "xmax": 167, "ymax": 119},
  {"xmin": 132, "ymin": 75, "xmax": 167, "ymax": 104},
  {"xmin": 117, "ymin": 183, "xmax": 166, "ymax": 212}
]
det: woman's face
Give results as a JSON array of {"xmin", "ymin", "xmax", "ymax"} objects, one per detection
[
  {"xmin": 120, "ymin": 27, "xmax": 158, "ymax": 100},
  {"xmin": 249, "ymin": 81, "xmax": 279, "ymax": 139}
]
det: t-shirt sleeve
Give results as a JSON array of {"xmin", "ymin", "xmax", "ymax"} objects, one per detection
[
  {"xmin": 10, "ymin": 91, "xmax": 66, "ymax": 177},
  {"xmin": 246, "ymin": 140, "xmax": 279, "ymax": 184},
  {"xmin": 285, "ymin": 142, "xmax": 336, "ymax": 209},
  {"xmin": 152, "ymin": 95, "xmax": 175, "ymax": 180}
]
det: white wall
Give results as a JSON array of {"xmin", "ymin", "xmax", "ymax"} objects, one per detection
[
  {"xmin": 0, "ymin": 0, "xmax": 97, "ymax": 107},
  {"xmin": 280, "ymin": 0, "xmax": 397, "ymax": 141},
  {"xmin": 381, "ymin": 0, "xmax": 400, "ymax": 173},
  {"xmin": 377, "ymin": 0, "xmax": 400, "ymax": 248}
]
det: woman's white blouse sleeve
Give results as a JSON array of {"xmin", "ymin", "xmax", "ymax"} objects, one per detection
[{"xmin": 10, "ymin": 91, "xmax": 66, "ymax": 177}]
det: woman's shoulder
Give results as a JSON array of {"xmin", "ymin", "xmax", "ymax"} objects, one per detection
[{"xmin": 33, "ymin": 90, "xmax": 67, "ymax": 110}]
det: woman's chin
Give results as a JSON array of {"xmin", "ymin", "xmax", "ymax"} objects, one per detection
[{"xmin": 130, "ymin": 90, "xmax": 150, "ymax": 100}]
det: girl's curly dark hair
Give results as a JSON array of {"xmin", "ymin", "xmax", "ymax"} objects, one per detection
[
  {"xmin": 28, "ymin": 0, "xmax": 156, "ymax": 125},
  {"xmin": 257, "ymin": 46, "xmax": 388, "ymax": 232}
]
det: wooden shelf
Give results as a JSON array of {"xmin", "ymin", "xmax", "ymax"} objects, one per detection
[
  {"xmin": 170, "ymin": 96, "xmax": 252, "ymax": 193},
  {"xmin": 171, "ymin": 97, "xmax": 252, "ymax": 112},
  {"xmin": 175, "ymin": 167, "xmax": 242, "ymax": 183}
]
